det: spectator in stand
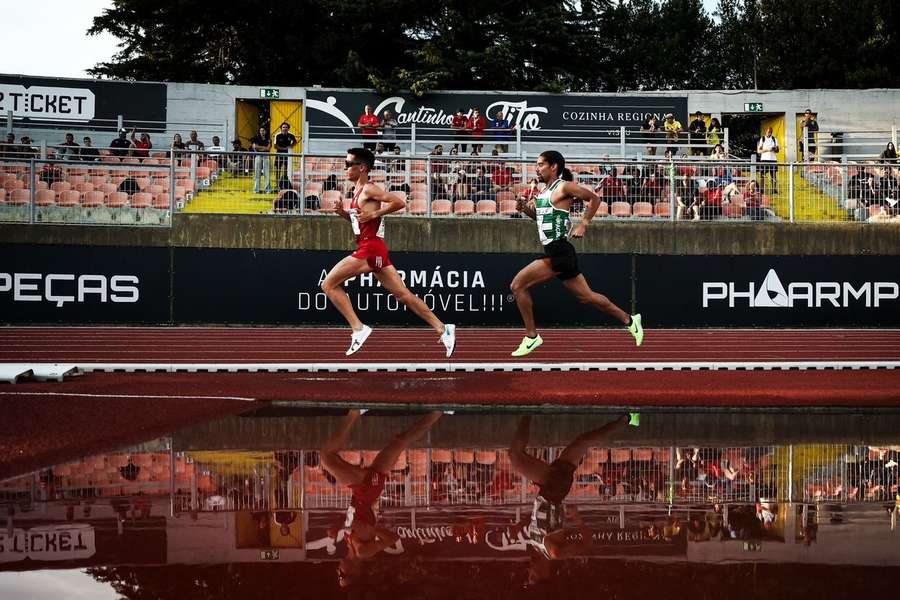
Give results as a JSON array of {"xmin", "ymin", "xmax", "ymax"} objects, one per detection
[
  {"xmin": 451, "ymin": 108, "xmax": 468, "ymax": 153},
  {"xmin": 756, "ymin": 126, "xmax": 780, "ymax": 195},
  {"xmin": 663, "ymin": 113, "xmax": 683, "ymax": 155},
  {"xmin": 357, "ymin": 104, "xmax": 380, "ymax": 151},
  {"xmin": 688, "ymin": 112, "xmax": 707, "ymax": 156},
  {"xmin": 185, "ymin": 130, "xmax": 205, "ymax": 152},
  {"xmin": 80, "ymin": 137, "xmax": 101, "ymax": 162},
  {"xmin": 640, "ymin": 168, "xmax": 664, "ymax": 205},
  {"xmin": 801, "ymin": 109, "xmax": 819, "ymax": 162},
  {"xmin": 110, "ymin": 128, "xmax": 132, "ymax": 158},
  {"xmin": 466, "ymin": 108, "xmax": 487, "ymax": 155},
  {"xmin": 706, "ymin": 117, "xmax": 722, "ymax": 154},
  {"xmin": 171, "ymin": 133, "xmax": 186, "ymax": 158},
  {"xmin": 741, "ymin": 179, "xmax": 766, "ymax": 221},
  {"xmin": 429, "ymin": 144, "xmax": 447, "ymax": 199},
  {"xmin": 58, "ymin": 132, "xmax": 80, "ymax": 160},
  {"xmin": 18, "ymin": 136, "xmax": 36, "ymax": 159},
  {"xmin": 470, "ymin": 166, "xmax": 493, "ymax": 201},
  {"xmin": 381, "ymin": 110, "xmax": 399, "ymax": 152},
  {"xmin": 490, "ymin": 161, "xmax": 513, "ymax": 195},
  {"xmin": 130, "ymin": 128, "xmax": 152, "ymax": 160},
  {"xmin": 641, "ymin": 115, "xmax": 660, "ymax": 156},
  {"xmin": 596, "ymin": 166, "xmax": 627, "ymax": 207},
  {"xmin": 871, "ymin": 165, "xmax": 900, "ymax": 220},
  {"xmin": 675, "ymin": 171, "xmax": 700, "ymax": 220},
  {"xmin": 446, "ymin": 146, "xmax": 465, "ymax": 200},
  {"xmin": 489, "ymin": 109, "xmax": 511, "ymax": 154},
  {"xmin": 1, "ymin": 133, "xmax": 15, "ymax": 159},
  {"xmin": 250, "ymin": 127, "xmax": 272, "ymax": 194},
  {"xmin": 207, "ymin": 135, "xmax": 226, "ymax": 165},
  {"xmin": 879, "ymin": 142, "xmax": 897, "ymax": 165},
  {"xmin": 710, "ymin": 143, "xmax": 726, "ymax": 161},
  {"xmin": 273, "ymin": 122, "xmax": 297, "ymax": 183},
  {"xmin": 230, "ymin": 139, "xmax": 250, "ymax": 174},
  {"xmin": 696, "ymin": 178, "xmax": 723, "ymax": 220}
]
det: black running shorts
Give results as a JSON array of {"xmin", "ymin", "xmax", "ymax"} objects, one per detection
[
  {"xmin": 544, "ymin": 239, "xmax": 580, "ymax": 281},
  {"xmin": 538, "ymin": 459, "xmax": 577, "ymax": 504}
]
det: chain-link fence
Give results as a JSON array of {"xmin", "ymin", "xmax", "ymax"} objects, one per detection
[{"xmin": 5, "ymin": 443, "xmax": 896, "ymax": 513}]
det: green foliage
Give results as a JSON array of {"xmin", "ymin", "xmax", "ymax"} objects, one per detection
[{"xmin": 87, "ymin": 0, "xmax": 900, "ymax": 91}]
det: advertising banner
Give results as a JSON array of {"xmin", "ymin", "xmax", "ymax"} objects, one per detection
[
  {"xmin": 305, "ymin": 507, "xmax": 686, "ymax": 559},
  {"xmin": 306, "ymin": 89, "xmax": 687, "ymax": 135},
  {"xmin": 0, "ymin": 75, "xmax": 167, "ymax": 131},
  {"xmin": 634, "ymin": 255, "xmax": 900, "ymax": 327},
  {"xmin": 173, "ymin": 248, "xmax": 631, "ymax": 326},
  {"xmin": 0, "ymin": 244, "xmax": 171, "ymax": 324}
]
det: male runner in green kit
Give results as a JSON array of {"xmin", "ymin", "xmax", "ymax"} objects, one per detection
[{"xmin": 510, "ymin": 150, "xmax": 643, "ymax": 356}]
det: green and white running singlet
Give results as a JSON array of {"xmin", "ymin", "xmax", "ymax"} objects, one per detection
[{"xmin": 534, "ymin": 179, "xmax": 571, "ymax": 246}]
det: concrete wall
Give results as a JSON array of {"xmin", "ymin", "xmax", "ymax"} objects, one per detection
[{"xmin": 3, "ymin": 215, "xmax": 900, "ymax": 256}]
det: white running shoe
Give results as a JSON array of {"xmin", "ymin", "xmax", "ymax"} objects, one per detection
[
  {"xmin": 345, "ymin": 325, "xmax": 373, "ymax": 356},
  {"xmin": 441, "ymin": 324, "xmax": 457, "ymax": 358}
]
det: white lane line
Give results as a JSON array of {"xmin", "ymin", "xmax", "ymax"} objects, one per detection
[
  {"xmin": 6, "ymin": 360, "xmax": 896, "ymax": 373},
  {"xmin": 0, "ymin": 391, "xmax": 257, "ymax": 401}
]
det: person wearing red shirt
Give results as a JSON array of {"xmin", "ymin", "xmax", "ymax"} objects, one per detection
[
  {"xmin": 451, "ymin": 108, "xmax": 468, "ymax": 153},
  {"xmin": 130, "ymin": 128, "xmax": 152, "ymax": 160},
  {"xmin": 490, "ymin": 162, "xmax": 513, "ymax": 194},
  {"xmin": 357, "ymin": 105, "xmax": 381, "ymax": 151},
  {"xmin": 466, "ymin": 108, "xmax": 487, "ymax": 154},
  {"xmin": 697, "ymin": 179, "xmax": 723, "ymax": 220}
]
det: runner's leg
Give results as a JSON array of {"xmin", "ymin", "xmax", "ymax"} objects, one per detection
[
  {"xmin": 375, "ymin": 266, "xmax": 444, "ymax": 334},
  {"xmin": 321, "ymin": 255, "xmax": 373, "ymax": 331},
  {"xmin": 507, "ymin": 416, "xmax": 553, "ymax": 485},
  {"xmin": 320, "ymin": 410, "xmax": 367, "ymax": 486},
  {"xmin": 557, "ymin": 415, "xmax": 629, "ymax": 467},
  {"xmin": 510, "ymin": 259, "xmax": 556, "ymax": 338},
  {"xmin": 561, "ymin": 274, "xmax": 630, "ymax": 325},
  {"xmin": 370, "ymin": 411, "xmax": 443, "ymax": 473}
]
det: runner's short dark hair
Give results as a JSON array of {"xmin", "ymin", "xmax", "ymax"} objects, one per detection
[{"xmin": 347, "ymin": 147, "xmax": 375, "ymax": 171}]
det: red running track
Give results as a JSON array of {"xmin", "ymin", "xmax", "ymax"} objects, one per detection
[{"xmin": 2, "ymin": 326, "xmax": 900, "ymax": 363}]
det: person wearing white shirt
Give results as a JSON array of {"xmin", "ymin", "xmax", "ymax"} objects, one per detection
[{"xmin": 756, "ymin": 127, "xmax": 780, "ymax": 195}]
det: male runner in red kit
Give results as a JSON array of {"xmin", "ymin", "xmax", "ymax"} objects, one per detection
[
  {"xmin": 321, "ymin": 409, "xmax": 442, "ymax": 587},
  {"xmin": 321, "ymin": 147, "xmax": 456, "ymax": 356}
]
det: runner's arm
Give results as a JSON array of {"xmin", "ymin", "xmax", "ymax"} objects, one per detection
[
  {"xmin": 357, "ymin": 186, "xmax": 405, "ymax": 222},
  {"xmin": 562, "ymin": 181, "xmax": 601, "ymax": 238},
  {"xmin": 517, "ymin": 197, "xmax": 536, "ymax": 220}
]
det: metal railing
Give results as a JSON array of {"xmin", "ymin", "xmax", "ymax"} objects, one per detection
[
  {"xmin": 306, "ymin": 123, "xmax": 730, "ymax": 159},
  {"xmin": 4, "ymin": 151, "xmax": 899, "ymax": 225},
  {"xmin": 3, "ymin": 443, "xmax": 896, "ymax": 513}
]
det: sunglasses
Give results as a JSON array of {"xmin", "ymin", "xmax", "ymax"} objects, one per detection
[{"xmin": 345, "ymin": 160, "xmax": 362, "ymax": 168}]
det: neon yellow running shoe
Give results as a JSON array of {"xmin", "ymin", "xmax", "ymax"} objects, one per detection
[
  {"xmin": 511, "ymin": 335, "xmax": 543, "ymax": 357},
  {"xmin": 627, "ymin": 314, "xmax": 644, "ymax": 347},
  {"xmin": 628, "ymin": 412, "xmax": 640, "ymax": 427}
]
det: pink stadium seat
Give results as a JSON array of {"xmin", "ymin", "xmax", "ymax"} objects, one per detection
[
  {"xmin": 476, "ymin": 199, "xmax": 497, "ymax": 215},
  {"xmin": 499, "ymin": 198, "xmax": 518, "ymax": 216},
  {"xmin": 303, "ymin": 182, "xmax": 324, "ymax": 198},
  {"xmin": 408, "ymin": 197, "xmax": 428, "ymax": 215},
  {"xmin": 431, "ymin": 199, "xmax": 452, "ymax": 215},
  {"xmin": 152, "ymin": 193, "xmax": 171, "ymax": 209},
  {"xmin": 596, "ymin": 200, "xmax": 609, "ymax": 216},
  {"xmin": 50, "ymin": 181, "xmax": 71, "ymax": 193},
  {"xmin": 610, "ymin": 201, "xmax": 632, "ymax": 217},
  {"xmin": 34, "ymin": 189, "xmax": 56, "ymax": 206},
  {"xmin": 454, "ymin": 199, "xmax": 474, "ymax": 216},
  {"xmin": 723, "ymin": 200, "xmax": 746, "ymax": 218},
  {"xmin": 56, "ymin": 190, "xmax": 81, "ymax": 207},
  {"xmin": 7, "ymin": 189, "xmax": 30, "ymax": 206},
  {"xmin": 106, "ymin": 192, "xmax": 129, "ymax": 208},
  {"xmin": 74, "ymin": 182, "xmax": 95, "ymax": 193},
  {"xmin": 654, "ymin": 201, "xmax": 671, "ymax": 218},
  {"xmin": 130, "ymin": 192, "xmax": 153, "ymax": 208},
  {"xmin": 632, "ymin": 201, "xmax": 654, "ymax": 217},
  {"xmin": 81, "ymin": 191, "xmax": 106, "ymax": 207}
]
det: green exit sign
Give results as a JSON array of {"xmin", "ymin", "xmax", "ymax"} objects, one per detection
[
  {"xmin": 259, "ymin": 88, "xmax": 280, "ymax": 99},
  {"xmin": 744, "ymin": 102, "xmax": 764, "ymax": 112}
]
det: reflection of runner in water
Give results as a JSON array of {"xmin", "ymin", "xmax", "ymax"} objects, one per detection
[
  {"xmin": 321, "ymin": 409, "xmax": 442, "ymax": 588},
  {"xmin": 508, "ymin": 414, "xmax": 637, "ymax": 587}
]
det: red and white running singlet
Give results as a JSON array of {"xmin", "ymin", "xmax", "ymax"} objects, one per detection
[{"xmin": 349, "ymin": 184, "xmax": 392, "ymax": 271}]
